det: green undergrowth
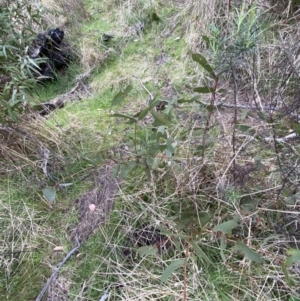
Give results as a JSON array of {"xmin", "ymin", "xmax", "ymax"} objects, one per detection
[
  {"xmin": 31, "ymin": 62, "xmax": 82, "ymax": 104},
  {"xmin": 67, "ymin": 171, "xmax": 256, "ymax": 301},
  {"xmin": 2, "ymin": 0, "xmax": 300, "ymax": 300},
  {"xmin": 0, "ymin": 178, "xmax": 70, "ymax": 300}
]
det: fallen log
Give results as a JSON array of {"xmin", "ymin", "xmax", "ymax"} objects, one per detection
[{"xmin": 33, "ymin": 66, "xmax": 95, "ymax": 116}]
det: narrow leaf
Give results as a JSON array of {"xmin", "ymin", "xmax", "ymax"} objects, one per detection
[
  {"xmin": 198, "ymin": 211, "xmax": 212, "ymax": 227},
  {"xmin": 202, "ymin": 35, "xmax": 210, "ymax": 47},
  {"xmin": 292, "ymin": 123, "xmax": 300, "ymax": 135},
  {"xmin": 285, "ymin": 249, "xmax": 300, "ymax": 267},
  {"xmin": 161, "ymin": 259, "xmax": 185, "ymax": 284},
  {"xmin": 220, "ymin": 236, "xmax": 227, "ymax": 261},
  {"xmin": 137, "ymin": 107, "xmax": 152, "ymax": 120},
  {"xmin": 177, "ymin": 95, "xmax": 200, "ymax": 103},
  {"xmin": 281, "ymin": 261, "xmax": 294, "ymax": 287},
  {"xmin": 152, "ymin": 157, "xmax": 162, "ymax": 170},
  {"xmin": 110, "ymin": 113, "xmax": 137, "ymax": 123},
  {"xmin": 235, "ymin": 124, "xmax": 255, "ymax": 135},
  {"xmin": 151, "ymin": 110, "xmax": 172, "ymax": 126},
  {"xmin": 192, "ymin": 53, "xmax": 216, "ymax": 77},
  {"xmin": 235, "ymin": 241, "xmax": 263, "ymax": 263},
  {"xmin": 138, "ymin": 246, "xmax": 157, "ymax": 257},
  {"xmin": 111, "ymin": 164, "xmax": 120, "ymax": 179},
  {"xmin": 111, "ymin": 84, "xmax": 132, "ymax": 107},
  {"xmin": 120, "ymin": 161, "xmax": 136, "ymax": 179},
  {"xmin": 213, "ymin": 216, "xmax": 239, "ymax": 235},
  {"xmin": 193, "ymin": 86, "xmax": 215, "ymax": 93},
  {"xmin": 190, "ymin": 241, "xmax": 213, "ymax": 265}
]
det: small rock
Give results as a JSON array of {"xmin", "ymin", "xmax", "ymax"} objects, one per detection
[{"xmin": 89, "ymin": 204, "xmax": 96, "ymax": 211}]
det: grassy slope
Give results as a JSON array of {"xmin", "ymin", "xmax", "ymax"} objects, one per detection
[{"xmin": 1, "ymin": 0, "xmax": 300, "ymax": 301}]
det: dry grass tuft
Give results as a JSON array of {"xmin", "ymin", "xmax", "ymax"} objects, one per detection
[
  {"xmin": 39, "ymin": 0, "xmax": 89, "ymax": 29},
  {"xmin": 177, "ymin": 0, "xmax": 224, "ymax": 51},
  {"xmin": 0, "ymin": 116, "xmax": 69, "ymax": 176},
  {"xmin": 80, "ymin": 44, "xmax": 115, "ymax": 70}
]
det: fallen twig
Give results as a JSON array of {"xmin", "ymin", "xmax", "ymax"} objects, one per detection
[
  {"xmin": 265, "ymin": 132, "xmax": 298, "ymax": 143},
  {"xmin": 35, "ymin": 235, "xmax": 80, "ymax": 301},
  {"xmin": 199, "ymin": 100, "xmax": 280, "ymax": 112},
  {"xmin": 133, "ymin": 74, "xmax": 154, "ymax": 102}
]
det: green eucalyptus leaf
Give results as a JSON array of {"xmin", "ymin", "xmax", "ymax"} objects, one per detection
[
  {"xmin": 202, "ymin": 35, "xmax": 210, "ymax": 47},
  {"xmin": 198, "ymin": 211, "xmax": 213, "ymax": 227},
  {"xmin": 111, "ymin": 84, "xmax": 132, "ymax": 107},
  {"xmin": 177, "ymin": 96, "xmax": 200, "ymax": 103},
  {"xmin": 235, "ymin": 241, "xmax": 263, "ymax": 263},
  {"xmin": 217, "ymin": 88, "xmax": 228, "ymax": 94},
  {"xmin": 193, "ymin": 86, "xmax": 215, "ymax": 93},
  {"xmin": 138, "ymin": 246, "xmax": 157, "ymax": 257},
  {"xmin": 111, "ymin": 164, "xmax": 120, "ymax": 179},
  {"xmin": 190, "ymin": 241, "xmax": 213, "ymax": 265},
  {"xmin": 152, "ymin": 157, "xmax": 162, "ymax": 170},
  {"xmin": 161, "ymin": 259, "xmax": 185, "ymax": 284},
  {"xmin": 285, "ymin": 249, "xmax": 300, "ymax": 267},
  {"xmin": 144, "ymin": 166, "xmax": 152, "ymax": 181},
  {"xmin": 292, "ymin": 123, "xmax": 300, "ymax": 135},
  {"xmin": 151, "ymin": 110, "xmax": 172, "ymax": 126},
  {"xmin": 192, "ymin": 53, "xmax": 216, "ymax": 77},
  {"xmin": 137, "ymin": 107, "xmax": 151, "ymax": 120},
  {"xmin": 110, "ymin": 113, "xmax": 137, "ymax": 123},
  {"xmin": 213, "ymin": 216, "xmax": 240, "ymax": 235},
  {"xmin": 157, "ymin": 125, "xmax": 166, "ymax": 134},
  {"xmin": 120, "ymin": 161, "xmax": 136, "ymax": 179},
  {"xmin": 220, "ymin": 236, "xmax": 227, "ymax": 261},
  {"xmin": 235, "ymin": 124, "xmax": 255, "ymax": 135}
]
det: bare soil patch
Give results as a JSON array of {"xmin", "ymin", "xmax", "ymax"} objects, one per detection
[
  {"xmin": 46, "ymin": 276, "xmax": 71, "ymax": 301},
  {"xmin": 71, "ymin": 162, "xmax": 119, "ymax": 243}
]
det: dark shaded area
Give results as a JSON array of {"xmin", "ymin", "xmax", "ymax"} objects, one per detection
[{"xmin": 30, "ymin": 28, "xmax": 71, "ymax": 80}]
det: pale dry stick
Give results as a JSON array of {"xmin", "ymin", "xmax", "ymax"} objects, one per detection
[
  {"xmin": 99, "ymin": 289, "xmax": 110, "ymax": 301},
  {"xmin": 22, "ymin": 200, "xmax": 35, "ymax": 234},
  {"xmin": 232, "ymin": 65, "xmax": 239, "ymax": 183},
  {"xmin": 239, "ymin": 185, "xmax": 282, "ymax": 199},
  {"xmin": 252, "ymin": 66, "xmax": 264, "ymax": 111},
  {"xmin": 39, "ymin": 146, "xmax": 50, "ymax": 178},
  {"xmin": 238, "ymin": 133, "xmax": 300, "ymax": 144},
  {"xmin": 199, "ymin": 100, "xmax": 282, "ymax": 112},
  {"xmin": 259, "ymin": 208, "xmax": 300, "ymax": 215},
  {"xmin": 132, "ymin": 74, "xmax": 154, "ymax": 102},
  {"xmin": 265, "ymin": 132, "xmax": 298, "ymax": 143},
  {"xmin": 247, "ymin": 218, "xmax": 253, "ymax": 251},
  {"xmin": 35, "ymin": 235, "xmax": 80, "ymax": 301},
  {"xmin": 201, "ymin": 190, "xmax": 234, "ymax": 207}
]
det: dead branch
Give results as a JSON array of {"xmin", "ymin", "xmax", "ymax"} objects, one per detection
[
  {"xmin": 133, "ymin": 74, "xmax": 154, "ymax": 102},
  {"xmin": 35, "ymin": 235, "xmax": 80, "ymax": 301},
  {"xmin": 36, "ymin": 67, "xmax": 95, "ymax": 116}
]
